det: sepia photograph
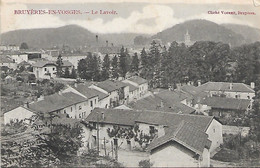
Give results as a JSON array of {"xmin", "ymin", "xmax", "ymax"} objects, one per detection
[{"xmin": 0, "ymin": 0, "xmax": 260, "ymax": 167}]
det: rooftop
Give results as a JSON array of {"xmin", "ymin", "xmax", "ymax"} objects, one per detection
[
  {"xmin": 198, "ymin": 82, "xmax": 255, "ymax": 93},
  {"xmin": 29, "ymin": 92, "xmax": 86, "ymax": 113},
  {"xmin": 72, "ymin": 84, "xmax": 109, "ymax": 100},
  {"xmin": 96, "ymin": 80, "xmax": 128, "ymax": 93},
  {"xmin": 200, "ymin": 96, "xmax": 251, "ymax": 110},
  {"xmin": 32, "ymin": 60, "xmax": 56, "ymax": 68},
  {"xmin": 147, "ymin": 121, "xmax": 211, "ymax": 155},
  {"xmin": 127, "ymin": 76, "xmax": 147, "ymax": 85}
]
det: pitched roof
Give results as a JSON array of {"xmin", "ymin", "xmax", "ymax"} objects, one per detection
[
  {"xmin": 129, "ymin": 90, "xmax": 195, "ymax": 114},
  {"xmin": 136, "ymin": 111, "xmax": 213, "ymax": 132},
  {"xmin": 180, "ymin": 85, "xmax": 199, "ymax": 96},
  {"xmin": 86, "ymin": 108, "xmax": 140, "ymax": 126},
  {"xmin": 124, "ymin": 82, "xmax": 139, "ymax": 92},
  {"xmin": 147, "ymin": 121, "xmax": 211, "ymax": 155},
  {"xmin": 72, "ymin": 84, "xmax": 108, "ymax": 100},
  {"xmin": 127, "ymin": 76, "xmax": 147, "ymax": 85},
  {"xmin": 96, "ymin": 80, "xmax": 127, "ymax": 93},
  {"xmin": 200, "ymin": 97, "xmax": 250, "ymax": 110},
  {"xmin": 198, "ymin": 82, "xmax": 254, "ymax": 93},
  {"xmin": 29, "ymin": 92, "xmax": 86, "ymax": 113},
  {"xmin": 32, "ymin": 60, "xmax": 57, "ymax": 67}
]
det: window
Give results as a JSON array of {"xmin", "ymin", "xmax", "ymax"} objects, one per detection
[
  {"xmin": 53, "ymin": 68, "xmax": 55, "ymax": 71},
  {"xmin": 213, "ymin": 128, "xmax": 216, "ymax": 133},
  {"xmin": 248, "ymin": 96, "xmax": 250, "ymax": 99},
  {"xmin": 79, "ymin": 114, "xmax": 81, "ymax": 118},
  {"xmin": 44, "ymin": 68, "xmax": 47, "ymax": 71},
  {"xmin": 95, "ymin": 99, "xmax": 97, "ymax": 104},
  {"xmin": 90, "ymin": 101, "xmax": 93, "ymax": 107},
  {"xmin": 64, "ymin": 110, "xmax": 66, "ymax": 114},
  {"xmin": 235, "ymin": 95, "xmax": 238, "ymax": 98},
  {"xmin": 79, "ymin": 106, "xmax": 82, "ymax": 110},
  {"xmin": 71, "ymin": 107, "xmax": 73, "ymax": 112}
]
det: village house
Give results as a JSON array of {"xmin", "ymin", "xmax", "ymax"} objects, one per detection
[
  {"xmin": 196, "ymin": 96, "xmax": 251, "ymax": 118},
  {"xmin": 89, "ymin": 80, "xmax": 129, "ymax": 107},
  {"xmin": 61, "ymin": 60, "xmax": 74, "ymax": 72},
  {"xmin": 7, "ymin": 52, "xmax": 28, "ymax": 64},
  {"xmin": 4, "ymin": 106, "xmax": 37, "ymax": 125},
  {"xmin": 32, "ymin": 60, "xmax": 57, "ymax": 79},
  {"xmin": 123, "ymin": 76, "xmax": 148, "ymax": 98},
  {"xmin": 123, "ymin": 82, "xmax": 139, "ymax": 102},
  {"xmin": 28, "ymin": 92, "xmax": 88, "ymax": 119},
  {"xmin": 85, "ymin": 108, "xmax": 223, "ymax": 157},
  {"xmin": 148, "ymin": 121, "xmax": 211, "ymax": 167},
  {"xmin": 61, "ymin": 83, "xmax": 109, "ymax": 116},
  {"xmin": 197, "ymin": 81, "xmax": 255, "ymax": 102},
  {"xmin": 0, "ymin": 56, "xmax": 17, "ymax": 69}
]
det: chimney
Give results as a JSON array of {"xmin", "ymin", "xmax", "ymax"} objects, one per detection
[
  {"xmin": 176, "ymin": 83, "xmax": 181, "ymax": 91},
  {"xmin": 190, "ymin": 81, "xmax": 194, "ymax": 86},
  {"xmin": 101, "ymin": 112, "xmax": 105, "ymax": 120},
  {"xmin": 58, "ymin": 91, "xmax": 62, "ymax": 95},
  {"xmin": 197, "ymin": 80, "xmax": 201, "ymax": 86},
  {"xmin": 229, "ymin": 83, "xmax": 233, "ymax": 90},
  {"xmin": 251, "ymin": 82, "xmax": 255, "ymax": 89},
  {"xmin": 38, "ymin": 95, "xmax": 44, "ymax": 101},
  {"xmin": 24, "ymin": 102, "xmax": 29, "ymax": 108},
  {"xmin": 187, "ymin": 81, "xmax": 190, "ymax": 86},
  {"xmin": 74, "ymin": 82, "xmax": 78, "ymax": 88},
  {"xmin": 106, "ymin": 40, "xmax": 108, "ymax": 47},
  {"xmin": 157, "ymin": 125, "xmax": 165, "ymax": 138}
]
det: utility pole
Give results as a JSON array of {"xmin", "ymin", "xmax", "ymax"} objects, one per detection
[
  {"xmin": 97, "ymin": 112, "xmax": 99, "ymax": 155},
  {"xmin": 104, "ymin": 137, "xmax": 106, "ymax": 156},
  {"xmin": 111, "ymin": 141, "xmax": 114, "ymax": 159}
]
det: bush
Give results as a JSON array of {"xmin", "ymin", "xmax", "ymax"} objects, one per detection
[
  {"xmin": 139, "ymin": 159, "xmax": 153, "ymax": 168},
  {"xmin": 212, "ymin": 148, "xmax": 240, "ymax": 162}
]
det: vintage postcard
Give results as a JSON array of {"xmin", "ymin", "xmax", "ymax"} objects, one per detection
[{"xmin": 1, "ymin": 0, "xmax": 260, "ymax": 167}]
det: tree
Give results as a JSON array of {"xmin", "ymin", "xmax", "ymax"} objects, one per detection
[
  {"xmin": 20, "ymin": 42, "xmax": 29, "ymax": 49},
  {"xmin": 111, "ymin": 55, "xmax": 119, "ymax": 79},
  {"xmin": 101, "ymin": 54, "xmax": 110, "ymax": 81},
  {"xmin": 64, "ymin": 67, "xmax": 70, "ymax": 78},
  {"xmin": 118, "ymin": 47, "xmax": 128, "ymax": 78},
  {"xmin": 92, "ymin": 55, "xmax": 101, "ymax": 81},
  {"xmin": 70, "ymin": 67, "xmax": 77, "ymax": 79},
  {"xmin": 56, "ymin": 54, "xmax": 63, "ymax": 77},
  {"xmin": 130, "ymin": 52, "xmax": 139, "ymax": 73},
  {"xmin": 78, "ymin": 59, "xmax": 87, "ymax": 79}
]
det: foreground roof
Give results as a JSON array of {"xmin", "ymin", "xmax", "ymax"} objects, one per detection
[
  {"xmin": 32, "ymin": 60, "xmax": 57, "ymax": 67},
  {"xmin": 147, "ymin": 121, "xmax": 211, "ymax": 155},
  {"xmin": 198, "ymin": 82, "xmax": 254, "ymax": 93},
  {"xmin": 72, "ymin": 84, "xmax": 108, "ymax": 100},
  {"xmin": 86, "ymin": 108, "xmax": 214, "ymax": 132}
]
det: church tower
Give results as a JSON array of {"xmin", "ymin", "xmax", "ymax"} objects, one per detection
[{"xmin": 184, "ymin": 30, "xmax": 191, "ymax": 44}]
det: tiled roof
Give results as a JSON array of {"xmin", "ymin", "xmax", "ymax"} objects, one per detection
[
  {"xmin": 200, "ymin": 97, "xmax": 250, "ymax": 110},
  {"xmin": 198, "ymin": 82, "xmax": 254, "ymax": 93},
  {"xmin": 32, "ymin": 60, "xmax": 56, "ymax": 67},
  {"xmin": 29, "ymin": 92, "xmax": 86, "ymax": 113},
  {"xmin": 73, "ymin": 84, "xmax": 108, "ymax": 100},
  {"xmin": 136, "ymin": 111, "xmax": 213, "ymax": 132},
  {"xmin": 96, "ymin": 80, "xmax": 127, "ymax": 93},
  {"xmin": 147, "ymin": 121, "xmax": 211, "ymax": 155},
  {"xmin": 127, "ymin": 76, "xmax": 147, "ymax": 85},
  {"xmin": 129, "ymin": 90, "xmax": 195, "ymax": 114},
  {"xmin": 86, "ymin": 108, "xmax": 140, "ymax": 126},
  {"xmin": 180, "ymin": 85, "xmax": 199, "ymax": 96},
  {"xmin": 18, "ymin": 61, "xmax": 31, "ymax": 66}
]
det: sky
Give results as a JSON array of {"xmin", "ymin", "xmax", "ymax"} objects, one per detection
[{"xmin": 1, "ymin": 0, "xmax": 260, "ymax": 34}]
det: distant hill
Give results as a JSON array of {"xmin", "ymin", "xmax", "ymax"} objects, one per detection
[
  {"xmin": 0, "ymin": 25, "xmax": 146, "ymax": 48},
  {"xmin": 222, "ymin": 23, "xmax": 260, "ymax": 43},
  {"xmin": 0, "ymin": 25, "xmax": 105, "ymax": 49},
  {"xmin": 135, "ymin": 19, "xmax": 247, "ymax": 47}
]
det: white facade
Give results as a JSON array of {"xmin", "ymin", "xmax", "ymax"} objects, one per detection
[
  {"xmin": 0, "ymin": 62, "xmax": 17, "ymax": 69},
  {"xmin": 123, "ymin": 79, "xmax": 148, "ymax": 98},
  {"xmin": 150, "ymin": 141, "xmax": 210, "ymax": 167},
  {"xmin": 205, "ymin": 119, "xmax": 223, "ymax": 153},
  {"xmin": 33, "ymin": 65, "xmax": 57, "ymax": 79},
  {"xmin": 4, "ymin": 106, "xmax": 36, "ymax": 124}
]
